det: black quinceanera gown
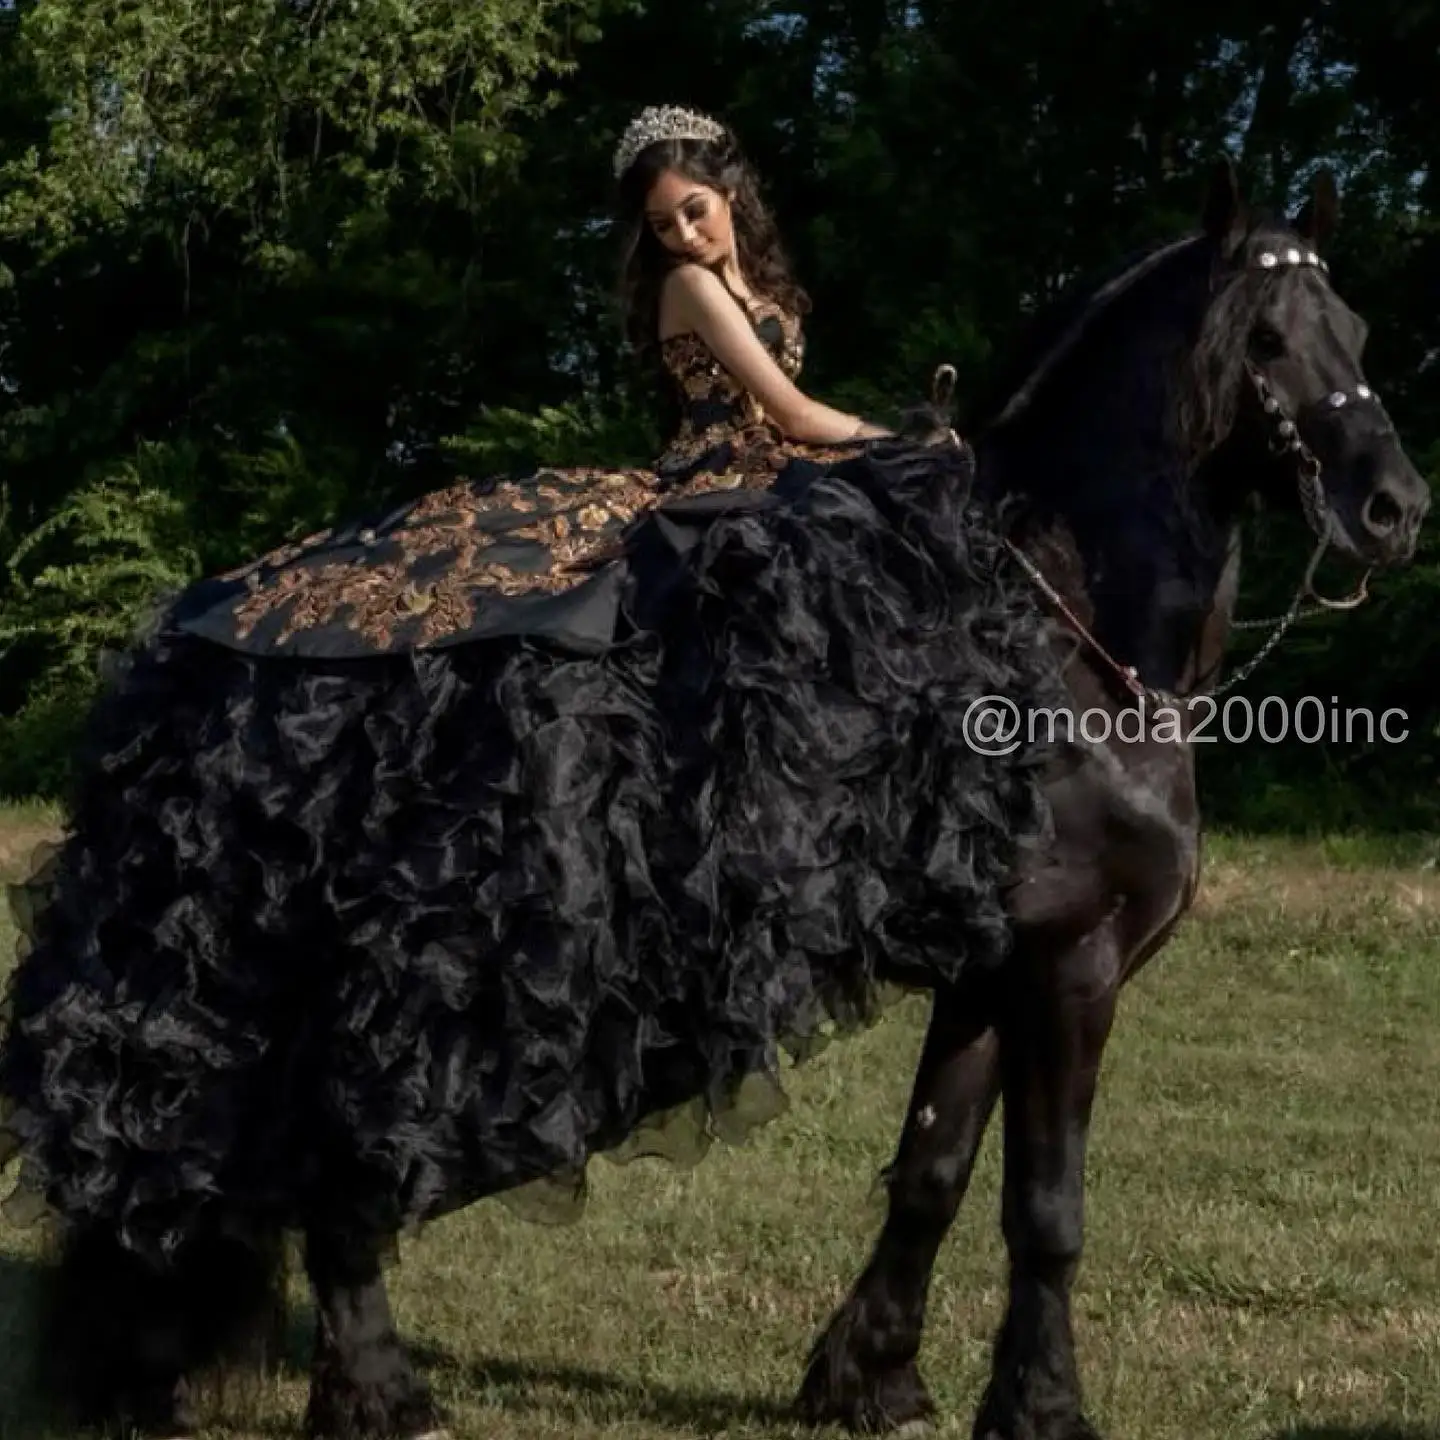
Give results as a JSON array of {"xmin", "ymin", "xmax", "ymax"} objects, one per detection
[{"xmin": 0, "ymin": 301, "xmax": 1066, "ymax": 1260}]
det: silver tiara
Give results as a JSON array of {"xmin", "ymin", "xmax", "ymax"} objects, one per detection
[{"xmin": 612, "ymin": 105, "xmax": 727, "ymax": 180}]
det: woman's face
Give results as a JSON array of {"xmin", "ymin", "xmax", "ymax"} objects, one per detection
[{"xmin": 644, "ymin": 168, "xmax": 735, "ymax": 268}]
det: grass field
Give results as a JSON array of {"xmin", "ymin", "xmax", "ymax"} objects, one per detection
[{"xmin": 0, "ymin": 806, "xmax": 1437, "ymax": 1439}]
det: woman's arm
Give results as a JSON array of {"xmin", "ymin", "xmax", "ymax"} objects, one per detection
[{"xmin": 662, "ymin": 265, "xmax": 891, "ymax": 443}]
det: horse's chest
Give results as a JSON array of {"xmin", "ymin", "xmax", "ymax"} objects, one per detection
[{"xmin": 1008, "ymin": 739, "xmax": 1199, "ymax": 959}]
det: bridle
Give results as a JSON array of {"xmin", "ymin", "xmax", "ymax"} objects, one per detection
[
  {"xmin": 1240, "ymin": 350, "xmax": 1383, "ymax": 614},
  {"xmin": 987, "ymin": 238, "xmax": 1386, "ymax": 707}
]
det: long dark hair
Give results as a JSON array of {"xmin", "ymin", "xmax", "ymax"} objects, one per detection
[{"xmin": 615, "ymin": 121, "xmax": 810, "ymax": 369}]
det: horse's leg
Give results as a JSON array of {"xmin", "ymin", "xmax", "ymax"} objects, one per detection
[
  {"xmin": 972, "ymin": 928, "xmax": 1118, "ymax": 1440},
  {"xmin": 797, "ymin": 991, "xmax": 1000, "ymax": 1433},
  {"xmin": 33, "ymin": 1221, "xmax": 285, "ymax": 1438},
  {"xmin": 36, "ymin": 1223, "xmax": 199, "ymax": 1437},
  {"xmin": 304, "ymin": 1228, "xmax": 445, "ymax": 1440}
]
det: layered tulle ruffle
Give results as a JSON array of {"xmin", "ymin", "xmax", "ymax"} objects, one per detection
[{"xmin": 0, "ymin": 439, "xmax": 1064, "ymax": 1264}]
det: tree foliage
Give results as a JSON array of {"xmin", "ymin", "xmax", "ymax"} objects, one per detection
[
  {"xmin": 0, "ymin": 0, "xmax": 1435, "ymax": 821},
  {"xmin": 0, "ymin": 0, "xmax": 599, "ymax": 255}
]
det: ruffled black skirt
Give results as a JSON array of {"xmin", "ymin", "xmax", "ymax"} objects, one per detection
[{"xmin": 0, "ymin": 439, "xmax": 1065, "ymax": 1264}]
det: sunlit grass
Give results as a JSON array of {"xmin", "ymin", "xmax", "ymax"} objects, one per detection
[{"xmin": 1, "ymin": 807, "xmax": 1437, "ymax": 1438}]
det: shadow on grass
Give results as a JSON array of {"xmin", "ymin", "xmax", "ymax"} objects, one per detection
[
  {"xmin": 0, "ymin": 1251, "xmax": 55, "ymax": 1439},
  {"xmin": 1262, "ymin": 1430, "xmax": 1440, "ymax": 1440},
  {"xmin": 411, "ymin": 1340, "xmax": 1440, "ymax": 1440},
  {"xmin": 414, "ymin": 1341, "xmax": 800, "ymax": 1433},
  {"xmin": 0, "ymin": 1251, "xmax": 314, "ymax": 1440}
]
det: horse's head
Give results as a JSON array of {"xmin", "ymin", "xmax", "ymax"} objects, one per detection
[{"xmin": 1196, "ymin": 158, "xmax": 1429, "ymax": 568}]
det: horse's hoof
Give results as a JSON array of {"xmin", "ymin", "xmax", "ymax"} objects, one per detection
[{"xmin": 794, "ymin": 1354, "xmax": 936, "ymax": 1433}]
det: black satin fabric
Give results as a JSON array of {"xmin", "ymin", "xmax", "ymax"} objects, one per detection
[{"xmin": 0, "ymin": 438, "xmax": 1066, "ymax": 1263}]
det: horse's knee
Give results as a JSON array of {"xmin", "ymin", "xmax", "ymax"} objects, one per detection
[
  {"xmin": 1003, "ymin": 1181, "xmax": 1084, "ymax": 1266},
  {"xmin": 889, "ymin": 1150, "xmax": 969, "ymax": 1230}
]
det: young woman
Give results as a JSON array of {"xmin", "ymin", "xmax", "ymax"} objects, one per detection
[
  {"xmin": 614, "ymin": 103, "xmax": 893, "ymax": 487},
  {"xmin": 171, "ymin": 105, "xmax": 903, "ymax": 661}
]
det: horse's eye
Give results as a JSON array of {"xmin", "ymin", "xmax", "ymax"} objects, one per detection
[{"xmin": 1251, "ymin": 324, "xmax": 1286, "ymax": 360}]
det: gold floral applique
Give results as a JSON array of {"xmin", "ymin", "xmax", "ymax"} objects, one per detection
[
  {"xmin": 408, "ymin": 478, "xmax": 540, "ymax": 523},
  {"xmin": 226, "ymin": 466, "xmax": 666, "ymax": 650},
  {"xmin": 772, "ymin": 438, "xmax": 866, "ymax": 464},
  {"xmin": 219, "ymin": 527, "xmax": 336, "ymax": 583}
]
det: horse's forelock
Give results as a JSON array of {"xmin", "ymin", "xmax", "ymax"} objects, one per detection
[{"xmin": 1171, "ymin": 221, "xmax": 1290, "ymax": 465}]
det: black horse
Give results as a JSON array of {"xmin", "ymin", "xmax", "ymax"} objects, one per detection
[
  {"xmin": 797, "ymin": 158, "xmax": 1428, "ymax": 1438},
  {"xmin": 0, "ymin": 157, "xmax": 1428, "ymax": 1440}
]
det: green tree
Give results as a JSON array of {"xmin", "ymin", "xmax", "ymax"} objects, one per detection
[{"xmin": 0, "ymin": 0, "xmax": 1435, "ymax": 818}]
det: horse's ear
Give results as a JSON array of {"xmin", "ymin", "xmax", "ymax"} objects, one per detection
[
  {"xmin": 1294, "ymin": 167, "xmax": 1339, "ymax": 248},
  {"xmin": 1202, "ymin": 154, "xmax": 1246, "ymax": 255}
]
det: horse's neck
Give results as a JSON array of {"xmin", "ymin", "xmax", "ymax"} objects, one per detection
[
  {"xmin": 1173, "ymin": 518, "xmax": 1242, "ymax": 695},
  {"xmin": 979, "ymin": 384, "xmax": 1247, "ymax": 701}
]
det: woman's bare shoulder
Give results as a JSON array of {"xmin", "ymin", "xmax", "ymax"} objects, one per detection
[
  {"xmin": 661, "ymin": 262, "xmax": 727, "ymax": 301},
  {"xmin": 658, "ymin": 264, "xmax": 732, "ymax": 340}
]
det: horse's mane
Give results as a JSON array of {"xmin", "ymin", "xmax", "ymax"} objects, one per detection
[
  {"xmin": 969, "ymin": 210, "xmax": 1308, "ymax": 477},
  {"xmin": 965, "ymin": 234, "xmax": 1206, "ymax": 439}
]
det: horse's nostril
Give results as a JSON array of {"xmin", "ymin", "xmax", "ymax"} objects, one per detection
[{"xmin": 1363, "ymin": 490, "xmax": 1403, "ymax": 534}]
